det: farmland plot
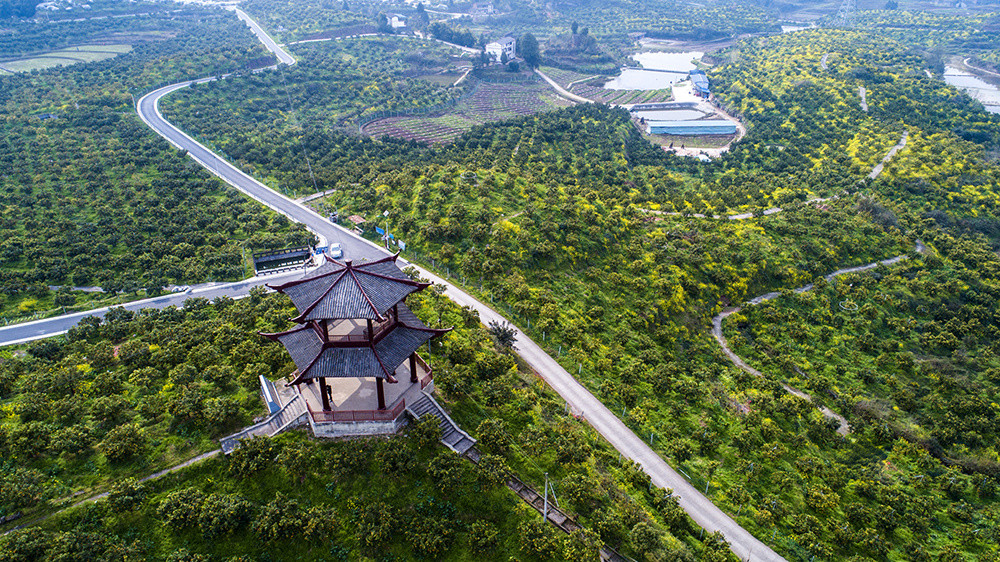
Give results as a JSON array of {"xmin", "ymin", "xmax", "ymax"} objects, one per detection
[{"xmin": 364, "ymin": 82, "xmax": 571, "ymax": 144}]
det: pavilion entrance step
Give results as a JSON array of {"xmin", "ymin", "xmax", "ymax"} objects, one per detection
[
  {"xmin": 220, "ymin": 393, "xmax": 308, "ymax": 454},
  {"xmin": 406, "ymin": 392, "xmax": 476, "ymax": 455}
]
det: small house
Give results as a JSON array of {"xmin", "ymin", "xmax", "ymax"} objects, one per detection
[{"xmin": 486, "ymin": 35, "xmax": 516, "ymax": 62}]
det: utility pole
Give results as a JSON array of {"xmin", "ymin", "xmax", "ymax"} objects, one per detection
[{"xmin": 542, "ymin": 472, "xmax": 548, "ymax": 522}]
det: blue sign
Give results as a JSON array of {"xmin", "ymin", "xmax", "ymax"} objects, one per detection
[{"xmin": 375, "ymin": 226, "xmax": 385, "ymax": 235}]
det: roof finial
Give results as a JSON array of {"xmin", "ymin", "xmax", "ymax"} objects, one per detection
[{"xmin": 344, "ymin": 259, "xmax": 353, "ymax": 268}]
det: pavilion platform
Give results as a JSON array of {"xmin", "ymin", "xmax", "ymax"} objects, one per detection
[{"xmin": 287, "ymin": 353, "xmax": 434, "ymax": 437}]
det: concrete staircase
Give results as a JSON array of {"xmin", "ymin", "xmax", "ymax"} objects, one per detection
[
  {"xmin": 220, "ymin": 393, "xmax": 308, "ymax": 454},
  {"xmin": 406, "ymin": 391, "xmax": 476, "ymax": 455}
]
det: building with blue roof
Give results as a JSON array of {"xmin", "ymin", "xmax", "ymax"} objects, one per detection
[
  {"xmin": 646, "ymin": 120, "xmax": 736, "ymax": 135},
  {"xmin": 690, "ymin": 69, "xmax": 710, "ymax": 97}
]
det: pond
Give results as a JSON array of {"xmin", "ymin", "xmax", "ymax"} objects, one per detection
[
  {"xmin": 632, "ymin": 51, "xmax": 703, "ymax": 72},
  {"xmin": 944, "ymin": 66, "xmax": 1000, "ymax": 114},
  {"xmin": 781, "ymin": 23, "xmax": 816, "ymax": 33},
  {"xmin": 604, "ymin": 69, "xmax": 685, "ymax": 90},
  {"xmin": 604, "ymin": 50, "xmax": 703, "ymax": 90}
]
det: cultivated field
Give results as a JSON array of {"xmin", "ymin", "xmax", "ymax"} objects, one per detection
[
  {"xmin": 540, "ymin": 66, "xmax": 672, "ymax": 105},
  {"xmin": 363, "ymin": 81, "xmax": 571, "ymax": 144},
  {"xmin": 0, "ymin": 44, "xmax": 132, "ymax": 73}
]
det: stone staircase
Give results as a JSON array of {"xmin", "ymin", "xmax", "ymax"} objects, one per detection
[
  {"xmin": 406, "ymin": 391, "xmax": 476, "ymax": 454},
  {"xmin": 220, "ymin": 393, "xmax": 308, "ymax": 454}
]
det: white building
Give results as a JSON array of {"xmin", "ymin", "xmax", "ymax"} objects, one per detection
[
  {"xmin": 389, "ymin": 14, "xmax": 407, "ymax": 29},
  {"xmin": 486, "ymin": 35, "xmax": 516, "ymax": 62}
]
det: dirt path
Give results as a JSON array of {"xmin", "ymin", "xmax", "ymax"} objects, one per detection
[
  {"xmin": 868, "ymin": 130, "xmax": 908, "ymax": 180},
  {"xmin": 963, "ymin": 57, "xmax": 1000, "ymax": 79},
  {"xmin": 3, "ymin": 449, "xmax": 221, "ymax": 536},
  {"xmin": 534, "ymin": 68, "xmax": 593, "ymax": 104},
  {"xmin": 859, "ymin": 86, "xmax": 868, "ymax": 112},
  {"xmin": 820, "ymin": 53, "xmax": 829, "ymax": 70},
  {"xmin": 711, "ymin": 249, "xmax": 916, "ymax": 435}
]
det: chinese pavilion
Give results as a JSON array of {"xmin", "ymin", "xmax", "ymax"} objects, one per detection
[{"xmin": 261, "ymin": 254, "xmax": 449, "ymax": 434}]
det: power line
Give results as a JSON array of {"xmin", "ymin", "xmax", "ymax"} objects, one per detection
[
  {"xmin": 276, "ymin": 63, "xmax": 320, "ymax": 193},
  {"xmin": 836, "ymin": 0, "xmax": 857, "ymax": 28}
]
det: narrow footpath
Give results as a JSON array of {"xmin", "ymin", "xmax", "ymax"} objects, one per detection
[
  {"xmin": 869, "ymin": 130, "xmax": 908, "ymax": 180},
  {"xmin": 712, "ymin": 249, "xmax": 920, "ymax": 436},
  {"xmin": 710, "ymin": 130, "xmax": 913, "ymax": 435},
  {"xmin": 4, "ymin": 450, "xmax": 221, "ymax": 535}
]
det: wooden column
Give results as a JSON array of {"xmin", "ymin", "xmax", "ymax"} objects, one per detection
[
  {"xmin": 409, "ymin": 352, "xmax": 418, "ymax": 384},
  {"xmin": 367, "ymin": 319, "xmax": 374, "ymax": 340},
  {"xmin": 376, "ymin": 377, "xmax": 386, "ymax": 410},
  {"xmin": 321, "ymin": 319, "xmax": 329, "ymax": 341},
  {"xmin": 319, "ymin": 377, "xmax": 331, "ymax": 411}
]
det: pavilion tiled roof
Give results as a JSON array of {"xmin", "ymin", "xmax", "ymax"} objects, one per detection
[
  {"xmin": 268, "ymin": 254, "xmax": 429, "ymax": 323},
  {"xmin": 261, "ymin": 303, "xmax": 449, "ymax": 384}
]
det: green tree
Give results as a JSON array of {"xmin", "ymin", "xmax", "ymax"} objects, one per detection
[
  {"xmin": 518, "ymin": 33, "xmax": 540, "ymax": 69},
  {"xmin": 106, "ymin": 478, "xmax": 147, "ymax": 512},
  {"xmin": 99, "ymin": 424, "xmax": 146, "ymax": 463}
]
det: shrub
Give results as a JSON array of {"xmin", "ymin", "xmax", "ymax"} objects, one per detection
[
  {"xmin": 518, "ymin": 519, "xmax": 561, "ymax": 558},
  {"xmin": 253, "ymin": 493, "xmax": 304, "ymax": 541},
  {"xmin": 158, "ymin": 488, "xmax": 205, "ymax": 530},
  {"xmin": 198, "ymin": 493, "xmax": 254, "ymax": 538},
  {"xmin": 409, "ymin": 415, "xmax": 442, "ymax": 448},
  {"xmin": 475, "ymin": 418, "xmax": 510, "ymax": 455},
  {"xmin": 106, "ymin": 478, "xmax": 147, "ymax": 512},
  {"xmin": 0, "ymin": 527, "xmax": 50, "ymax": 561},
  {"xmin": 99, "ymin": 424, "xmax": 146, "ymax": 463},
  {"xmin": 406, "ymin": 516, "xmax": 455, "ymax": 557},
  {"xmin": 350, "ymin": 499, "xmax": 394, "ymax": 548},
  {"xmin": 227, "ymin": 436, "xmax": 276, "ymax": 478},
  {"xmin": 427, "ymin": 451, "xmax": 466, "ymax": 492},
  {"xmin": 476, "ymin": 454, "xmax": 510, "ymax": 488},
  {"xmin": 469, "ymin": 520, "xmax": 499, "ymax": 552}
]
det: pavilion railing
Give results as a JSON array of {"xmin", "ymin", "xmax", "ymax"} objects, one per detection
[
  {"xmin": 415, "ymin": 352, "xmax": 434, "ymax": 389},
  {"xmin": 328, "ymin": 318, "xmax": 395, "ymax": 345},
  {"xmin": 308, "ymin": 398, "xmax": 406, "ymax": 423}
]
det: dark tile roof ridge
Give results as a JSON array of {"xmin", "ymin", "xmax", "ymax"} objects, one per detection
[
  {"xmin": 353, "ymin": 266, "xmax": 430, "ymax": 289},
  {"xmin": 290, "ymin": 268, "xmax": 352, "ymax": 323},
  {"xmin": 396, "ymin": 302, "xmax": 453, "ymax": 335},
  {"xmin": 259, "ymin": 323, "xmax": 314, "ymax": 341},
  {"xmin": 370, "ymin": 341, "xmax": 398, "ymax": 383},
  {"xmin": 347, "ymin": 266, "xmax": 386, "ymax": 321}
]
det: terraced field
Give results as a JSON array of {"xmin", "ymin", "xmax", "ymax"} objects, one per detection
[
  {"xmin": 539, "ymin": 66, "xmax": 672, "ymax": 105},
  {"xmin": 571, "ymin": 82, "xmax": 673, "ymax": 105},
  {"xmin": 363, "ymin": 81, "xmax": 571, "ymax": 144},
  {"xmin": 0, "ymin": 44, "xmax": 132, "ymax": 73}
]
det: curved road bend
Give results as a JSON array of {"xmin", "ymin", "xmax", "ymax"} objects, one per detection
[
  {"xmin": 14, "ymin": 9, "xmax": 787, "ymax": 560},
  {"xmin": 0, "ymin": 269, "xmax": 308, "ymax": 346}
]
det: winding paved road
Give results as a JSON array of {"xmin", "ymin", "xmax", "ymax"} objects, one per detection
[{"xmin": 5, "ymin": 10, "xmax": 788, "ymax": 560}]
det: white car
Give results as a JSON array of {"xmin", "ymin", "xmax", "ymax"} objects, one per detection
[{"xmin": 328, "ymin": 243, "xmax": 343, "ymax": 259}]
